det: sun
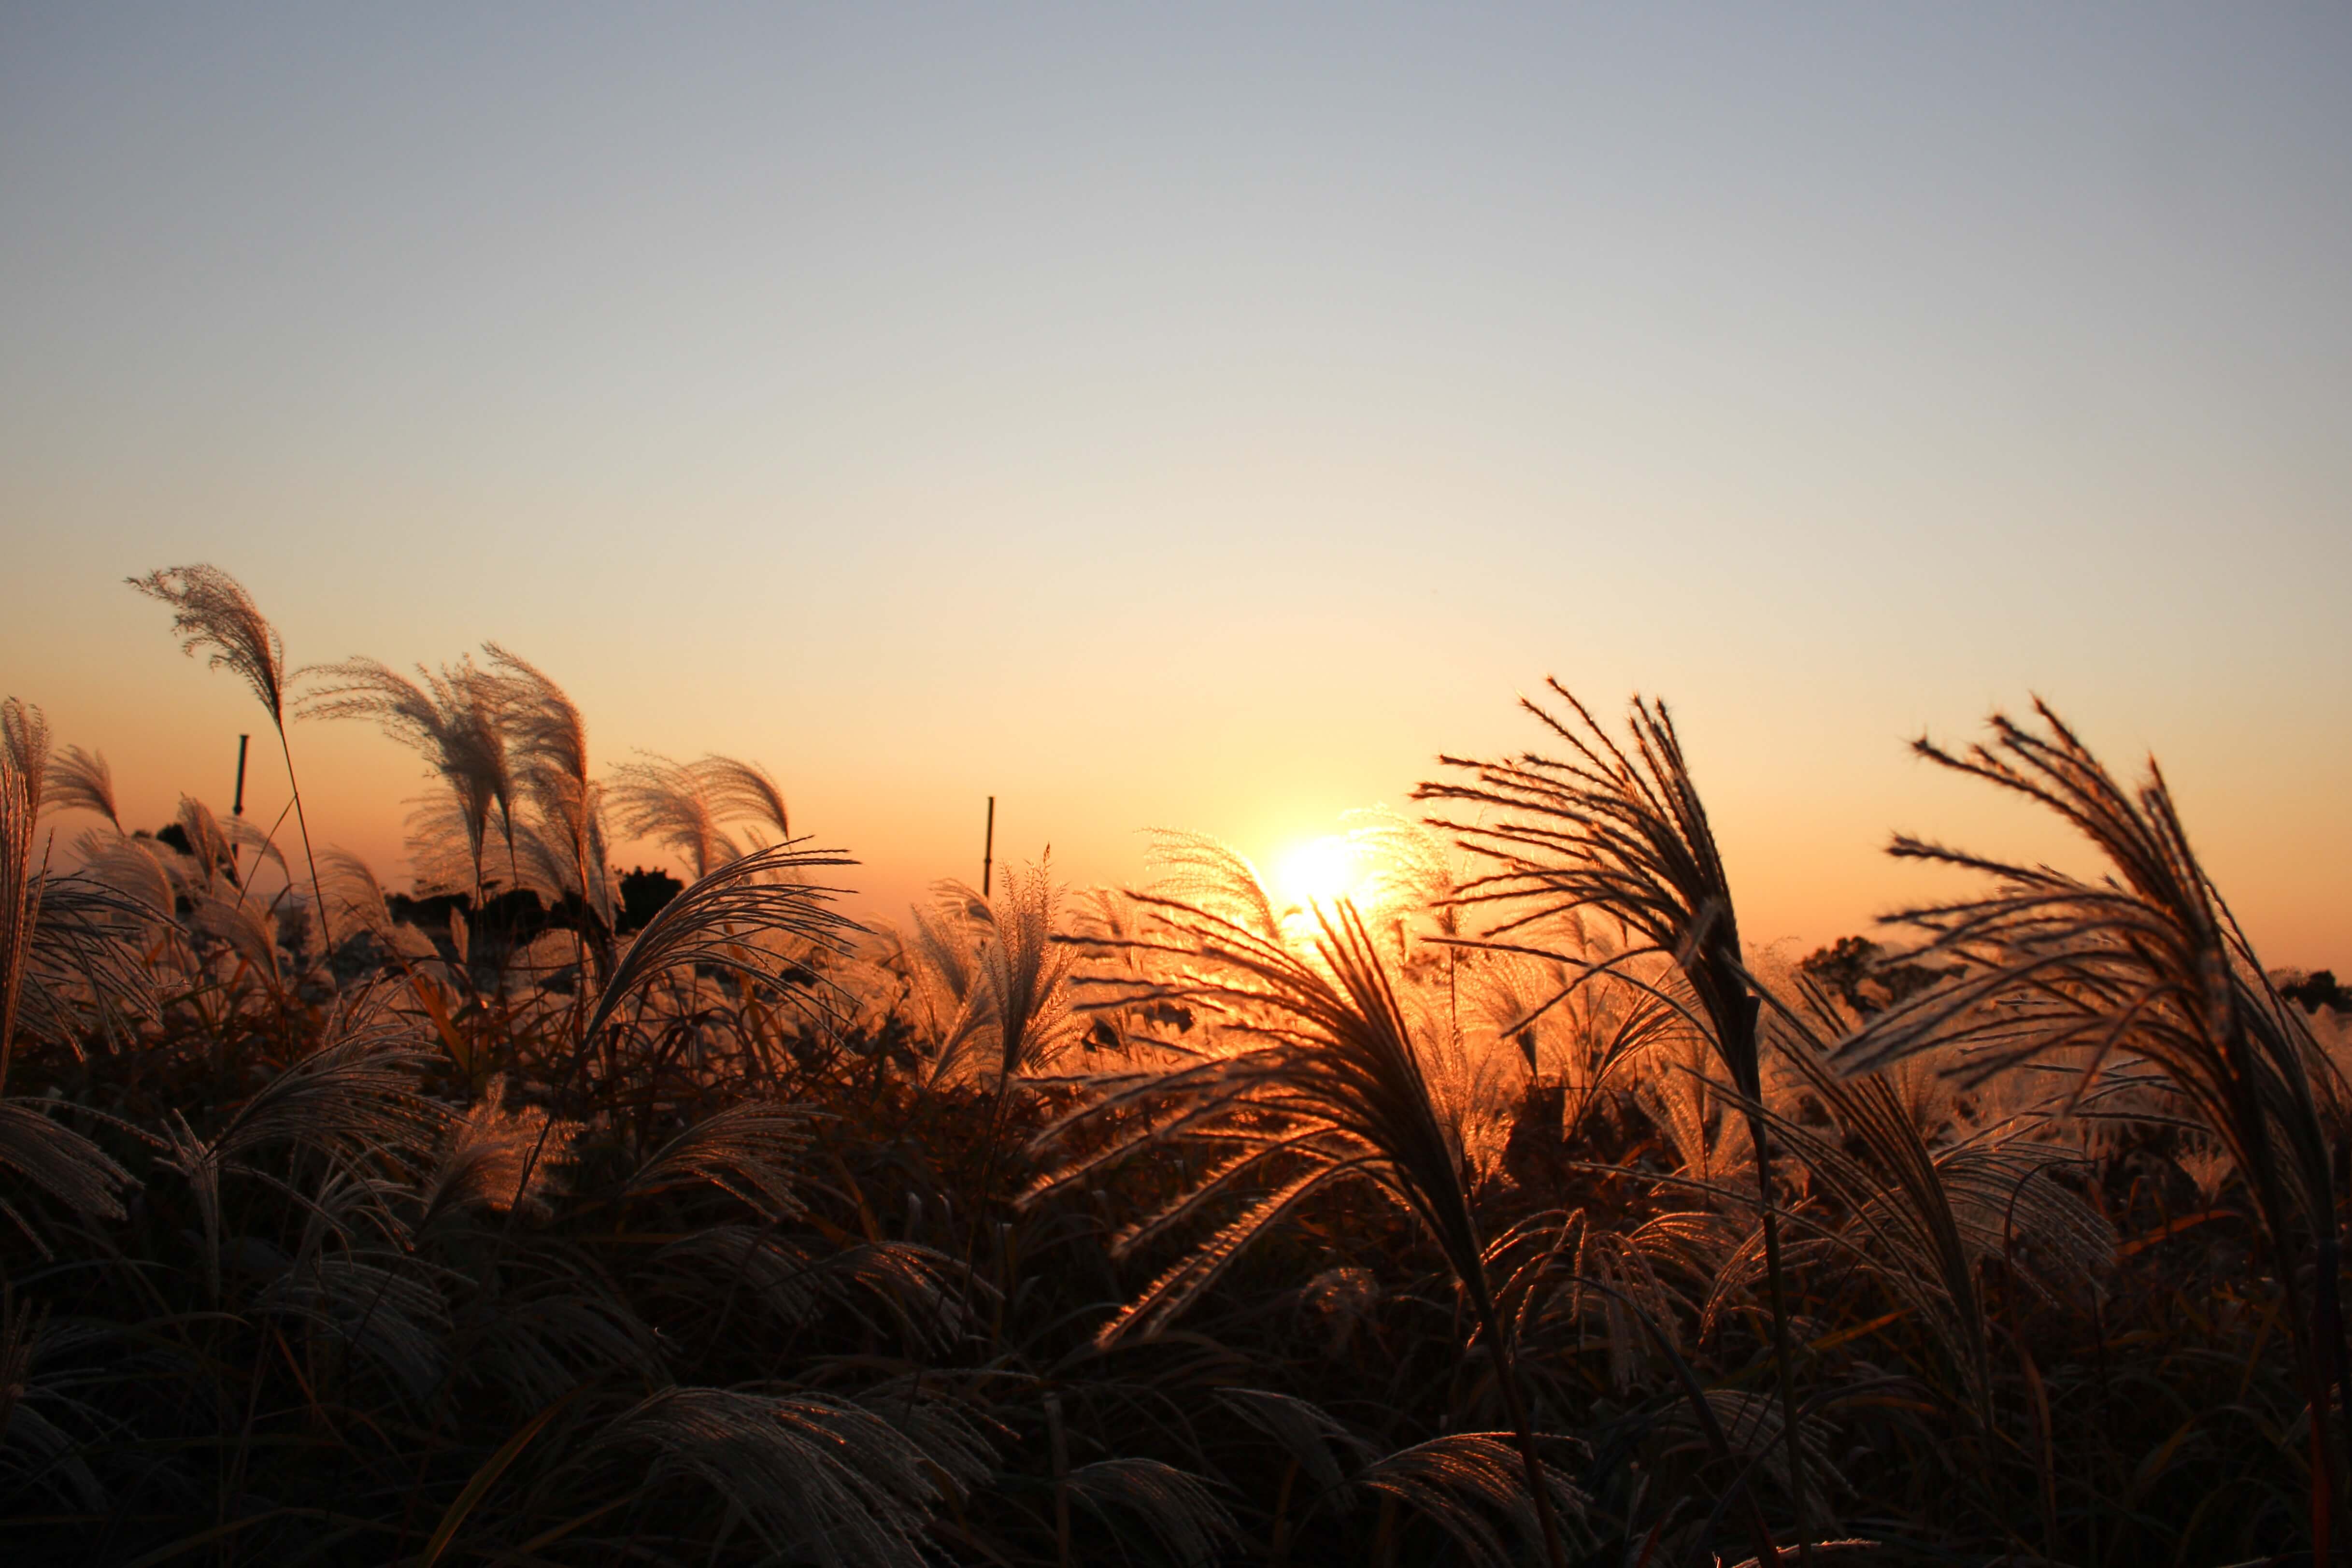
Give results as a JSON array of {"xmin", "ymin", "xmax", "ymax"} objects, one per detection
[{"xmin": 1274, "ymin": 835, "xmax": 1368, "ymax": 911}]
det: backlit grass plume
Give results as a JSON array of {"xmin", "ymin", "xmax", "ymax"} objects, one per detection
[
  {"xmin": 611, "ymin": 753, "xmax": 792, "ymax": 880},
  {"xmin": 484, "ymin": 643, "xmax": 617, "ymax": 947},
  {"xmin": 1415, "ymin": 683, "xmax": 1816, "ymax": 1559},
  {"xmin": 1831, "ymin": 700, "xmax": 2350, "ymax": 1553},
  {"xmin": 1026, "ymin": 836, "xmax": 1572, "ymax": 1568},
  {"xmin": 299, "ymin": 655, "xmax": 517, "ymax": 899},
  {"xmin": 40, "ymin": 745, "xmax": 117, "ymax": 831},
  {"xmin": 129, "ymin": 565, "xmax": 331, "ymax": 949},
  {"xmin": 920, "ymin": 859, "xmax": 1077, "ymax": 1088},
  {"xmin": 0, "ymin": 701, "xmax": 48, "ymax": 1093}
]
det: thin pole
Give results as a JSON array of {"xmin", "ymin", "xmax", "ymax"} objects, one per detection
[
  {"xmin": 982, "ymin": 796, "xmax": 995, "ymax": 897},
  {"xmin": 232, "ymin": 734, "xmax": 250, "ymax": 816}
]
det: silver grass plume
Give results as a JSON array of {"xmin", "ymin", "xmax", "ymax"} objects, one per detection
[
  {"xmin": 0, "ymin": 722, "xmax": 161, "ymax": 1056},
  {"xmin": 926, "ymin": 858, "xmax": 1078, "ymax": 1087},
  {"xmin": 610, "ymin": 755, "xmax": 728, "ymax": 879},
  {"xmin": 128, "ymin": 565, "xmax": 284, "ymax": 725},
  {"xmin": 656, "ymin": 1227, "xmax": 973, "ymax": 1347},
  {"xmin": 0, "ymin": 1294, "xmax": 109, "ymax": 1511},
  {"xmin": 1356, "ymin": 1433, "xmax": 1588, "ymax": 1568},
  {"xmin": 610, "ymin": 753, "xmax": 790, "ymax": 881},
  {"xmin": 1416, "ymin": 684, "xmax": 1817, "ymax": 1553},
  {"xmin": 589, "ymin": 1386, "xmax": 958, "ymax": 1568},
  {"xmin": 1026, "ymin": 840, "xmax": 1482, "ymax": 1344},
  {"xmin": 484, "ymin": 644, "xmax": 615, "ymax": 940},
  {"xmin": 697, "ymin": 754, "xmax": 789, "ymax": 843},
  {"xmin": 315, "ymin": 848, "xmax": 441, "ymax": 965},
  {"xmin": 1062, "ymin": 1457, "xmax": 1240, "ymax": 1568},
  {"xmin": 128, "ymin": 566, "xmax": 331, "ymax": 949},
  {"xmin": 186, "ymin": 890, "xmax": 283, "ymax": 989},
  {"xmin": 578, "ymin": 841, "xmax": 860, "ymax": 1048},
  {"xmin": 0, "ymin": 700, "xmax": 50, "ymax": 1092},
  {"xmin": 0, "ymin": 714, "xmax": 148, "ymax": 1084},
  {"xmin": 899, "ymin": 891, "xmax": 991, "ymax": 1071},
  {"xmin": 160, "ymin": 1002, "xmax": 442, "ymax": 1300},
  {"xmin": 1218, "ymin": 1387, "xmax": 1588, "ymax": 1568},
  {"xmin": 419, "ymin": 1075, "xmax": 578, "ymax": 1226},
  {"xmin": 40, "ymin": 746, "xmax": 117, "ymax": 830},
  {"xmin": 622, "ymin": 1101, "xmax": 815, "ymax": 1222},
  {"xmin": 299, "ymin": 655, "xmax": 518, "ymax": 896},
  {"xmin": 158, "ymin": 795, "xmax": 280, "ymax": 899},
  {"xmin": 0, "ymin": 1101, "xmax": 137, "ymax": 1259},
  {"xmin": 1743, "ymin": 976, "xmax": 2112, "ymax": 1423},
  {"xmin": 501, "ymin": 843, "xmax": 860, "ymax": 1204},
  {"xmin": 1829, "ymin": 700, "xmax": 2350, "ymax": 1543},
  {"xmin": 1027, "ymin": 835, "xmax": 1571, "ymax": 1568},
  {"xmin": 20, "ymin": 873, "xmax": 164, "ymax": 1055}
]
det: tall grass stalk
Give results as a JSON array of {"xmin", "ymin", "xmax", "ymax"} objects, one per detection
[
  {"xmin": 299, "ymin": 654, "xmax": 519, "ymax": 905},
  {"xmin": 1832, "ymin": 701, "xmax": 2350, "ymax": 1555},
  {"xmin": 1029, "ymin": 842, "xmax": 1572, "ymax": 1568},
  {"xmin": 0, "ymin": 700, "xmax": 48, "ymax": 1094},
  {"xmin": 130, "ymin": 565, "xmax": 334, "ymax": 956},
  {"xmin": 1417, "ymin": 683, "xmax": 1813, "ymax": 1564}
]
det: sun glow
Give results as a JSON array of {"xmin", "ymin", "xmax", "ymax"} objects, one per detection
[{"xmin": 1273, "ymin": 835, "xmax": 1370, "ymax": 912}]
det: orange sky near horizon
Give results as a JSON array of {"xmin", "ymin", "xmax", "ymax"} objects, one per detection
[{"xmin": 5, "ymin": 6, "xmax": 2348, "ymax": 966}]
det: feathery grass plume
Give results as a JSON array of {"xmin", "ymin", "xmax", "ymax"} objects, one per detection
[
  {"xmin": 419, "ymin": 1075, "xmax": 577, "ymax": 1226},
  {"xmin": 1750, "ymin": 975, "xmax": 2111, "ymax": 1425},
  {"xmin": 658, "ymin": 1228, "xmax": 974, "ymax": 1348},
  {"xmin": 623, "ymin": 1101, "xmax": 814, "ymax": 1222},
  {"xmin": 14, "ymin": 872, "xmax": 165, "ymax": 1055},
  {"xmin": 5, "ymin": 731, "xmax": 166, "ymax": 1052},
  {"xmin": 0, "ymin": 700, "xmax": 50, "ymax": 1095},
  {"xmin": 0, "ymin": 1101, "xmax": 136, "ymax": 1258},
  {"xmin": 610, "ymin": 754, "xmax": 735, "ymax": 880},
  {"xmin": 493, "ymin": 843, "xmax": 860, "ymax": 1203},
  {"xmin": 128, "ymin": 565, "xmax": 332, "ymax": 950},
  {"xmin": 1829, "ymin": 700, "xmax": 2350, "ymax": 1550},
  {"xmin": 257, "ymin": 1249, "xmax": 451, "ymax": 1402},
  {"xmin": 926, "ymin": 858, "xmax": 1078, "ymax": 1088},
  {"xmin": 1216, "ymin": 1386, "xmax": 1366, "ymax": 1498},
  {"xmin": 698, "ymin": 755, "xmax": 790, "ymax": 843},
  {"xmin": 1356, "ymin": 1433, "xmax": 1588, "ymax": 1568},
  {"xmin": 299, "ymin": 655, "xmax": 518, "ymax": 898},
  {"xmin": 1416, "ymin": 683, "xmax": 1817, "ymax": 1558},
  {"xmin": 39, "ymin": 745, "xmax": 116, "ymax": 830},
  {"xmin": 1027, "ymin": 835, "xmax": 1573, "ymax": 1568},
  {"xmin": 0, "ymin": 1293, "xmax": 109, "ymax": 1512},
  {"xmin": 1486, "ymin": 1204, "xmax": 1707, "ymax": 1397},
  {"xmin": 1217, "ymin": 1388, "xmax": 1589, "ymax": 1568},
  {"xmin": 185, "ymin": 889, "xmax": 284, "ymax": 989},
  {"xmin": 587, "ymin": 1386, "xmax": 955, "ymax": 1568},
  {"xmin": 577, "ymin": 841, "xmax": 861, "ymax": 1050},
  {"xmin": 897, "ymin": 890, "xmax": 993, "ymax": 1072},
  {"xmin": 1658, "ymin": 1390, "xmax": 1845, "ymax": 1515},
  {"xmin": 314, "ymin": 848, "xmax": 441, "ymax": 965},
  {"xmin": 1468, "ymin": 924, "xmax": 1674, "ymax": 1120},
  {"xmin": 128, "ymin": 565, "xmax": 284, "ymax": 722},
  {"xmin": 160, "ymin": 1004, "xmax": 441, "ymax": 1301},
  {"xmin": 71, "ymin": 830, "xmax": 176, "ymax": 917},
  {"xmin": 484, "ymin": 644, "xmax": 616, "ymax": 946},
  {"xmin": 1062, "ymin": 1457, "xmax": 1240, "ymax": 1568}
]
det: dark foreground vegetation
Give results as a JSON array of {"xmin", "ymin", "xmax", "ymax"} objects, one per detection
[{"xmin": 1, "ymin": 565, "xmax": 2347, "ymax": 1567}]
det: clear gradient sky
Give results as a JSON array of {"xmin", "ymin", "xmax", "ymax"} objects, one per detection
[{"xmin": 4, "ymin": 4, "xmax": 2348, "ymax": 962}]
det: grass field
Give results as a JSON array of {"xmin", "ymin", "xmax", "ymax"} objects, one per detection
[{"xmin": 0, "ymin": 565, "xmax": 2344, "ymax": 1567}]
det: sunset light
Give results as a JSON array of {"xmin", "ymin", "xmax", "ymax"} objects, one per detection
[
  {"xmin": 1274, "ymin": 834, "xmax": 1369, "ymax": 912},
  {"xmin": 4, "ymin": 8, "xmax": 2349, "ymax": 1563}
]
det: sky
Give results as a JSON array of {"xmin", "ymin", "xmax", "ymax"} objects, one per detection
[{"xmin": 3, "ymin": 3, "xmax": 2348, "ymax": 963}]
